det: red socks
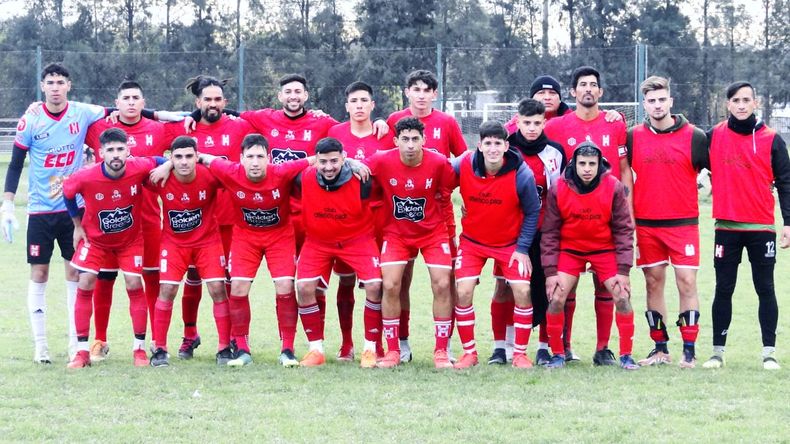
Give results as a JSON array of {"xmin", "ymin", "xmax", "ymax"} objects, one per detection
[
  {"xmin": 564, "ymin": 295, "xmax": 576, "ymax": 347},
  {"xmin": 383, "ymin": 317, "xmax": 400, "ymax": 353},
  {"xmin": 299, "ymin": 302, "xmax": 324, "ymax": 342},
  {"xmin": 363, "ymin": 298, "xmax": 382, "ymax": 343},
  {"xmin": 513, "ymin": 305, "xmax": 533, "ymax": 355},
  {"xmin": 92, "ymin": 277, "xmax": 114, "ymax": 342},
  {"xmin": 490, "ymin": 299, "xmax": 512, "ymax": 342},
  {"xmin": 276, "ymin": 292, "xmax": 298, "ymax": 351},
  {"xmin": 142, "ymin": 271, "xmax": 160, "ymax": 337},
  {"xmin": 127, "ymin": 287, "xmax": 148, "ymax": 337},
  {"xmin": 454, "ymin": 305, "xmax": 476, "ymax": 354},
  {"xmin": 594, "ymin": 296, "xmax": 614, "ymax": 351},
  {"xmin": 75, "ymin": 287, "xmax": 94, "ymax": 340},
  {"xmin": 399, "ymin": 309, "xmax": 411, "ymax": 340},
  {"xmin": 539, "ymin": 320, "xmax": 549, "ymax": 344},
  {"xmin": 182, "ymin": 281, "xmax": 202, "ymax": 338},
  {"xmin": 546, "ymin": 311, "xmax": 565, "ymax": 355},
  {"xmin": 434, "ymin": 317, "xmax": 452, "ymax": 351},
  {"xmin": 154, "ymin": 298, "xmax": 174, "ymax": 350},
  {"xmin": 229, "ymin": 294, "xmax": 251, "ymax": 352},
  {"xmin": 337, "ymin": 284, "xmax": 355, "ymax": 347},
  {"xmin": 213, "ymin": 299, "xmax": 231, "ymax": 350},
  {"xmin": 615, "ymin": 311, "xmax": 635, "ymax": 356}
]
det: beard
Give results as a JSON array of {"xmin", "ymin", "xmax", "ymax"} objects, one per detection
[{"xmin": 203, "ymin": 108, "xmax": 221, "ymax": 123}]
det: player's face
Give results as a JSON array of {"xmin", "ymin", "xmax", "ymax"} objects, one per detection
[
  {"xmin": 316, "ymin": 151, "xmax": 345, "ymax": 181},
  {"xmin": 241, "ymin": 145, "xmax": 269, "ymax": 182},
  {"xmin": 116, "ymin": 88, "xmax": 145, "ymax": 121},
  {"xmin": 643, "ymin": 89, "xmax": 673, "ymax": 122},
  {"xmin": 517, "ymin": 114, "xmax": 546, "ymax": 142},
  {"xmin": 571, "ymin": 75, "xmax": 602, "ymax": 108},
  {"xmin": 278, "ymin": 81, "xmax": 308, "ymax": 115},
  {"xmin": 171, "ymin": 147, "xmax": 198, "ymax": 178},
  {"xmin": 196, "ymin": 85, "xmax": 226, "ymax": 124},
  {"xmin": 345, "ymin": 90, "xmax": 375, "ymax": 122},
  {"xmin": 727, "ymin": 86, "xmax": 757, "ymax": 121},
  {"xmin": 533, "ymin": 89, "xmax": 561, "ymax": 113},
  {"xmin": 40, "ymin": 74, "xmax": 71, "ymax": 106},
  {"xmin": 100, "ymin": 141, "xmax": 129, "ymax": 173},
  {"xmin": 478, "ymin": 136, "xmax": 509, "ymax": 166},
  {"xmin": 405, "ymin": 81, "xmax": 437, "ymax": 113},
  {"xmin": 395, "ymin": 129, "xmax": 424, "ymax": 163},
  {"xmin": 575, "ymin": 154, "xmax": 599, "ymax": 185}
]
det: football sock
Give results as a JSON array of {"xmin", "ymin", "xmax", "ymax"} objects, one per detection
[
  {"xmin": 142, "ymin": 271, "xmax": 160, "ymax": 335},
  {"xmin": 645, "ymin": 310, "xmax": 670, "ymax": 353},
  {"xmin": 337, "ymin": 284, "xmax": 355, "ymax": 347},
  {"xmin": 316, "ymin": 293, "xmax": 327, "ymax": 324},
  {"xmin": 594, "ymin": 295, "xmax": 614, "ymax": 351},
  {"xmin": 382, "ymin": 317, "xmax": 400, "ymax": 353},
  {"xmin": 678, "ymin": 310, "xmax": 700, "ymax": 353},
  {"xmin": 74, "ymin": 287, "xmax": 94, "ymax": 340},
  {"xmin": 490, "ymin": 298, "xmax": 509, "ymax": 342},
  {"xmin": 213, "ymin": 299, "xmax": 231, "ymax": 350},
  {"xmin": 434, "ymin": 316, "xmax": 452, "ymax": 351},
  {"xmin": 615, "ymin": 311, "xmax": 635, "ymax": 356},
  {"xmin": 276, "ymin": 292, "xmax": 298, "ymax": 351},
  {"xmin": 229, "ymin": 294, "xmax": 251, "ymax": 352},
  {"xmin": 154, "ymin": 298, "xmax": 174, "ymax": 351},
  {"xmin": 363, "ymin": 298, "xmax": 382, "ymax": 344},
  {"xmin": 182, "ymin": 279, "xmax": 202, "ymax": 338},
  {"xmin": 399, "ymin": 309, "xmax": 411, "ymax": 341},
  {"xmin": 65, "ymin": 280, "xmax": 79, "ymax": 342},
  {"xmin": 513, "ymin": 305, "xmax": 534, "ymax": 355},
  {"xmin": 127, "ymin": 287, "xmax": 148, "ymax": 338},
  {"xmin": 538, "ymin": 320, "xmax": 549, "ymax": 345},
  {"xmin": 454, "ymin": 304, "xmax": 476, "ymax": 354},
  {"xmin": 546, "ymin": 311, "xmax": 565, "ymax": 355},
  {"xmin": 92, "ymin": 274, "xmax": 115, "ymax": 342},
  {"xmin": 27, "ymin": 280, "xmax": 47, "ymax": 349},
  {"xmin": 298, "ymin": 302, "xmax": 324, "ymax": 342},
  {"xmin": 563, "ymin": 295, "xmax": 576, "ymax": 348}
]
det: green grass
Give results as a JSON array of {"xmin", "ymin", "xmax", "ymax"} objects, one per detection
[{"xmin": 0, "ymin": 194, "xmax": 789, "ymax": 442}]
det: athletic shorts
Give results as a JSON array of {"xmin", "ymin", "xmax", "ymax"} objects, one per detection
[
  {"xmin": 636, "ymin": 225, "xmax": 700, "ymax": 268},
  {"xmin": 292, "ymin": 212, "xmax": 305, "ymax": 254},
  {"xmin": 26, "ymin": 211, "xmax": 75, "ymax": 264},
  {"xmin": 297, "ymin": 234, "xmax": 381, "ymax": 285},
  {"xmin": 455, "ymin": 237, "xmax": 530, "ymax": 284},
  {"xmin": 327, "ymin": 206, "xmax": 387, "ymax": 281},
  {"xmin": 70, "ymin": 238, "xmax": 143, "ymax": 276},
  {"xmin": 713, "ymin": 229, "xmax": 776, "ymax": 267},
  {"xmin": 141, "ymin": 224, "xmax": 162, "ymax": 271},
  {"xmin": 558, "ymin": 250, "xmax": 618, "ymax": 282},
  {"xmin": 228, "ymin": 227, "xmax": 296, "ymax": 282},
  {"xmin": 159, "ymin": 238, "xmax": 227, "ymax": 284},
  {"xmin": 381, "ymin": 231, "xmax": 453, "ymax": 269}
]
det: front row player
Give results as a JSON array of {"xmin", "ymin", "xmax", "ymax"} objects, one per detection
[
  {"xmin": 451, "ymin": 121, "xmax": 541, "ymax": 369},
  {"xmin": 62, "ymin": 128, "xmax": 163, "ymax": 368},
  {"xmin": 541, "ymin": 141, "xmax": 638, "ymax": 370}
]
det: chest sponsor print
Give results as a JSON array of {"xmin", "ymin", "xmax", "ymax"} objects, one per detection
[
  {"xmin": 242, "ymin": 207, "xmax": 281, "ymax": 228},
  {"xmin": 270, "ymin": 148, "xmax": 307, "ymax": 164},
  {"xmin": 98, "ymin": 205, "xmax": 134, "ymax": 234},
  {"xmin": 168, "ymin": 208, "xmax": 203, "ymax": 233},
  {"xmin": 392, "ymin": 196, "xmax": 426, "ymax": 223}
]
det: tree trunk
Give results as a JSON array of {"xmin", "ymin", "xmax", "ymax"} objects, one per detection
[
  {"xmin": 702, "ymin": 0, "xmax": 711, "ymax": 126},
  {"xmin": 566, "ymin": 0, "xmax": 576, "ymax": 49},
  {"xmin": 125, "ymin": 0, "xmax": 135, "ymax": 45},
  {"xmin": 542, "ymin": 0, "xmax": 549, "ymax": 54}
]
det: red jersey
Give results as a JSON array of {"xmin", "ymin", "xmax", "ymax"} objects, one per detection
[
  {"xmin": 544, "ymin": 112, "xmax": 627, "ymax": 179},
  {"xmin": 367, "ymin": 148, "xmax": 455, "ymax": 239},
  {"xmin": 208, "ymin": 158, "xmax": 308, "ymax": 234},
  {"xmin": 63, "ymin": 157, "xmax": 156, "ymax": 249},
  {"xmin": 240, "ymin": 108, "xmax": 337, "ymax": 163},
  {"xmin": 327, "ymin": 121, "xmax": 393, "ymax": 160},
  {"xmin": 556, "ymin": 175, "xmax": 617, "ymax": 252},
  {"xmin": 386, "ymin": 108, "xmax": 467, "ymax": 158},
  {"xmin": 504, "ymin": 107, "xmax": 573, "ymax": 134},
  {"xmin": 147, "ymin": 164, "xmax": 221, "ymax": 247},
  {"xmin": 300, "ymin": 167, "xmax": 373, "ymax": 242}
]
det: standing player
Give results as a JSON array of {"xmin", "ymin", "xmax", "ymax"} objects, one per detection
[
  {"xmin": 147, "ymin": 136, "xmax": 234, "ymax": 367},
  {"xmin": 543, "ymin": 66, "xmax": 632, "ymax": 365},
  {"xmin": 368, "ymin": 117, "xmax": 456, "ymax": 369},
  {"xmin": 294, "ymin": 138, "xmax": 382, "ymax": 367},
  {"xmin": 703, "ymin": 81, "xmax": 790, "ymax": 370},
  {"xmin": 62, "ymin": 128, "xmax": 162, "ymax": 368},
  {"xmin": 627, "ymin": 76, "xmax": 708, "ymax": 368},
  {"xmin": 451, "ymin": 122, "xmax": 540, "ymax": 369},
  {"xmin": 2, "ymin": 63, "xmax": 106, "ymax": 363},
  {"xmin": 504, "ymin": 75, "xmax": 572, "ymax": 133},
  {"xmin": 386, "ymin": 69, "xmax": 467, "ymax": 362},
  {"xmin": 541, "ymin": 142, "xmax": 637, "ymax": 370}
]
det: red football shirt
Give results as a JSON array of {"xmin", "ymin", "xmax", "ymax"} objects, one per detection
[
  {"xmin": 327, "ymin": 121, "xmax": 393, "ymax": 160},
  {"xmin": 386, "ymin": 108, "xmax": 467, "ymax": 158},
  {"xmin": 240, "ymin": 108, "xmax": 337, "ymax": 163},
  {"xmin": 544, "ymin": 112, "xmax": 627, "ymax": 179},
  {"xmin": 63, "ymin": 157, "xmax": 156, "ymax": 249},
  {"xmin": 300, "ymin": 167, "xmax": 373, "ymax": 242}
]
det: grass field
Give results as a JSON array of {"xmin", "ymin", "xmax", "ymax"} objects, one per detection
[{"xmin": 0, "ymin": 186, "xmax": 789, "ymax": 442}]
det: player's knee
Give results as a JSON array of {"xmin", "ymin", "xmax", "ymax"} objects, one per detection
[
  {"xmin": 382, "ymin": 278, "xmax": 401, "ymax": 297},
  {"xmin": 273, "ymin": 279, "xmax": 294, "ymax": 295},
  {"xmin": 296, "ymin": 279, "xmax": 317, "ymax": 297},
  {"xmin": 159, "ymin": 285, "xmax": 178, "ymax": 301},
  {"xmin": 456, "ymin": 286, "xmax": 474, "ymax": 306},
  {"xmin": 206, "ymin": 282, "xmax": 227, "ymax": 301}
]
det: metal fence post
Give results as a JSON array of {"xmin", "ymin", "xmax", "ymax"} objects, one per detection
[
  {"xmin": 238, "ymin": 41, "xmax": 245, "ymax": 111},
  {"xmin": 35, "ymin": 46, "xmax": 42, "ymax": 102},
  {"xmin": 634, "ymin": 44, "xmax": 647, "ymax": 123},
  {"xmin": 436, "ymin": 43, "xmax": 443, "ymax": 111}
]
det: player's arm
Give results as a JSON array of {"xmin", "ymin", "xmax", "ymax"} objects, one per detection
[
  {"xmin": 148, "ymin": 157, "xmax": 173, "ymax": 186},
  {"xmin": 618, "ymin": 145, "xmax": 634, "ymax": 221},
  {"xmin": 2, "ymin": 134, "xmax": 29, "ymax": 241},
  {"xmin": 346, "ymin": 158, "xmax": 371, "ymax": 182},
  {"xmin": 62, "ymin": 177, "xmax": 87, "ymax": 248},
  {"xmin": 690, "ymin": 127, "xmax": 709, "ymax": 172},
  {"xmin": 610, "ymin": 181, "xmax": 635, "ymax": 275},
  {"xmin": 540, "ymin": 185, "xmax": 562, "ymax": 299},
  {"xmin": 769, "ymin": 134, "xmax": 790, "ymax": 249},
  {"xmin": 512, "ymin": 165, "xmax": 540, "ymax": 275},
  {"xmin": 291, "ymin": 172, "xmax": 303, "ymax": 198},
  {"xmin": 449, "ymin": 120, "xmax": 468, "ymax": 157}
]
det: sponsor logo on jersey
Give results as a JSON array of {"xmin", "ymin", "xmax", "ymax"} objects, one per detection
[
  {"xmin": 168, "ymin": 208, "xmax": 202, "ymax": 233},
  {"xmin": 568, "ymin": 137, "xmax": 577, "ymax": 146},
  {"xmin": 355, "ymin": 148, "xmax": 365, "ymax": 160},
  {"xmin": 204, "ymin": 136, "xmax": 215, "ymax": 147},
  {"xmin": 29, "ymin": 244, "xmax": 40, "ymax": 257},
  {"xmin": 237, "ymin": 191, "xmax": 246, "ymax": 199},
  {"xmin": 242, "ymin": 207, "xmax": 280, "ymax": 228},
  {"xmin": 253, "ymin": 193, "xmax": 263, "ymax": 202},
  {"xmin": 285, "ymin": 130, "xmax": 295, "ymax": 141},
  {"xmin": 128, "ymin": 135, "xmax": 138, "ymax": 147},
  {"xmin": 34, "ymin": 132, "xmax": 49, "ymax": 141},
  {"xmin": 68, "ymin": 122, "xmax": 80, "ymax": 135},
  {"xmin": 95, "ymin": 193, "xmax": 104, "ymax": 201},
  {"xmin": 389, "ymin": 178, "xmax": 397, "ymax": 186},
  {"xmin": 271, "ymin": 129, "xmax": 279, "ymax": 137},
  {"xmin": 303, "ymin": 130, "xmax": 312, "ymax": 141},
  {"xmin": 405, "ymin": 179, "xmax": 414, "ymax": 190},
  {"xmin": 98, "ymin": 205, "xmax": 134, "ymax": 234},
  {"xmin": 111, "ymin": 190, "xmax": 122, "ymax": 201},
  {"xmin": 433, "ymin": 128, "xmax": 441, "ymax": 139},
  {"xmin": 270, "ymin": 148, "xmax": 307, "ymax": 164},
  {"xmin": 392, "ymin": 196, "xmax": 426, "ymax": 222},
  {"xmin": 165, "ymin": 193, "xmax": 174, "ymax": 201}
]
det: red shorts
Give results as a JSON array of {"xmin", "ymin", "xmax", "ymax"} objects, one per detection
[
  {"xmin": 159, "ymin": 238, "xmax": 227, "ymax": 284},
  {"xmin": 636, "ymin": 225, "xmax": 700, "ymax": 268},
  {"xmin": 558, "ymin": 251, "xmax": 618, "ymax": 282},
  {"xmin": 292, "ymin": 212, "xmax": 305, "ymax": 254},
  {"xmin": 141, "ymin": 224, "xmax": 162, "ymax": 271},
  {"xmin": 228, "ymin": 227, "xmax": 296, "ymax": 282},
  {"xmin": 297, "ymin": 235, "xmax": 381, "ymax": 285},
  {"xmin": 381, "ymin": 231, "xmax": 453, "ymax": 269},
  {"xmin": 326, "ymin": 206, "xmax": 387, "ymax": 283},
  {"xmin": 71, "ymin": 238, "xmax": 143, "ymax": 276},
  {"xmin": 455, "ymin": 237, "xmax": 530, "ymax": 284}
]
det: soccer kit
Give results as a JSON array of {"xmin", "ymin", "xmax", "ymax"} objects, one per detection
[{"xmin": 503, "ymin": 103, "xmax": 573, "ymax": 134}]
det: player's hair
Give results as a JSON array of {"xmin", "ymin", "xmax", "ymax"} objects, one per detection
[
  {"xmin": 394, "ymin": 116, "xmax": 424, "ymax": 136},
  {"xmin": 640, "ymin": 76, "xmax": 670, "ymax": 96},
  {"xmin": 99, "ymin": 128, "xmax": 128, "ymax": 146},
  {"xmin": 405, "ymin": 69, "xmax": 438, "ymax": 90},
  {"xmin": 571, "ymin": 66, "xmax": 601, "ymax": 89},
  {"xmin": 344, "ymin": 81, "xmax": 373, "ymax": 98},
  {"xmin": 279, "ymin": 73, "xmax": 308, "ymax": 90},
  {"xmin": 185, "ymin": 75, "xmax": 228, "ymax": 97},
  {"xmin": 40, "ymin": 63, "xmax": 69, "ymax": 80},
  {"xmin": 315, "ymin": 137, "xmax": 343, "ymax": 155},
  {"xmin": 726, "ymin": 81, "xmax": 755, "ymax": 100},
  {"xmin": 574, "ymin": 141, "xmax": 601, "ymax": 158},
  {"xmin": 171, "ymin": 135, "xmax": 198, "ymax": 152},
  {"xmin": 479, "ymin": 121, "xmax": 508, "ymax": 141},
  {"xmin": 517, "ymin": 98, "xmax": 545, "ymax": 117},
  {"xmin": 241, "ymin": 133, "xmax": 269, "ymax": 152},
  {"xmin": 118, "ymin": 80, "xmax": 144, "ymax": 94}
]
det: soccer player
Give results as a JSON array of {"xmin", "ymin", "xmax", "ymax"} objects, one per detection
[
  {"xmin": 627, "ymin": 76, "xmax": 708, "ymax": 368},
  {"xmin": 147, "ymin": 136, "xmax": 234, "ymax": 367},
  {"xmin": 62, "ymin": 127, "xmax": 163, "ymax": 368},
  {"xmin": 2, "ymin": 63, "xmax": 106, "ymax": 363},
  {"xmin": 543, "ymin": 65, "xmax": 632, "ymax": 365},
  {"xmin": 294, "ymin": 138, "xmax": 382, "ymax": 367},
  {"xmin": 451, "ymin": 121, "xmax": 540, "ymax": 369},
  {"xmin": 198, "ymin": 133, "xmax": 315, "ymax": 367},
  {"xmin": 83, "ymin": 80, "xmax": 171, "ymax": 362},
  {"xmin": 326, "ymin": 81, "xmax": 393, "ymax": 361},
  {"xmin": 368, "ymin": 117, "xmax": 457, "ymax": 369},
  {"xmin": 386, "ymin": 69, "xmax": 467, "ymax": 362},
  {"xmin": 488, "ymin": 98, "xmax": 566, "ymax": 366},
  {"xmin": 703, "ymin": 81, "xmax": 790, "ymax": 370},
  {"xmin": 541, "ymin": 141, "xmax": 637, "ymax": 370}
]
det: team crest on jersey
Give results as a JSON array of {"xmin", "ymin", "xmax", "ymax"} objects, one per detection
[
  {"xmin": 602, "ymin": 135, "xmax": 610, "ymax": 147},
  {"xmin": 168, "ymin": 208, "xmax": 202, "ymax": 233},
  {"xmin": 303, "ymin": 130, "xmax": 312, "ymax": 141},
  {"xmin": 30, "ymin": 244, "xmax": 40, "ymax": 257},
  {"xmin": 68, "ymin": 122, "xmax": 80, "ymax": 135},
  {"xmin": 17, "ymin": 117, "xmax": 26, "ymax": 132},
  {"xmin": 205, "ymin": 136, "xmax": 215, "ymax": 147},
  {"xmin": 128, "ymin": 135, "xmax": 137, "ymax": 147},
  {"xmin": 271, "ymin": 129, "xmax": 279, "ymax": 137},
  {"xmin": 355, "ymin": 148, "xmax": 365, "ymax": 160},
  {"xmin": 568, "ymin": 137, "xmax": 577, "ymax": 146},
  {"xmin": 392, "ymin": 196, "xmax": 426, "ymax": 222},
  {"xmin": 270, "ymin": 148, "xmax": 307, "ymax": 164},
  {"xmin": 285, "ymin": 130, "xmax": 295, "ymax": 141},
  {"xmin": 253, "ymin": 193, "xmax": 263, "ymax": 202},
  {"xmin": 433, "ymin": 128, "xmax": 441, "ymax": 139},
  {"xmin": 425, "ymin": 178, "xmax": 433, "ymax": 189},
  {"xmin": 98, "ymin": 206, "xmax": 134, "ymax": 234},
  {"xmin": 95, "ymin": 193, "xmax": 104, "ymax": 201},
  {"xmin": 237, "ymin": 191, "xmax": 246, "ymax": 199},
  {"xmin": 389, "ymin": 178, "xmax": 398, "ymax": 186},
  {"xmin": 181, "ymin": 193, "xmax": 190, "ymax": 203},
  {"xmin": 165, "ymin": 193, "xmax": 174, "ymax": 201},
  {"xmin": 111, "ymin": 190, "xmax": 122, "ymax": 201},
  {"xmin": 405, "ymin": 179, "xmax": 415, "ymax": 190},
  {"xmin": 242, "ymin": 207, "xmax": 280, "ymax": 228}
]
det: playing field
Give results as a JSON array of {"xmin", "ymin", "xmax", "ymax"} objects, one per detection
[{"xmin": 0, "ymin": 182, "xmax": 788, "ymax": 442}]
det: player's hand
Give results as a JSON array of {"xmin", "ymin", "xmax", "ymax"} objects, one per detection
[
  {"xmin": 104, "ymin": 110, "xmax": 120, "ymax": 124},
  {"xmin": 612, "ymin": 274, "xmax": 632, "ymax": 299},
  {"xmin": 309, "ymin": 109, "xmax": 329, "ymax": 118},
  {"xmin": 508, "ymin": 251, "xmax": 531, "ymax": 279},
  {"xmin": 154, "ymin": 110, "xmax": 186, "ymax": 122},
  {"xmin": 546, "ymin": 275, "xmax": 562, "ymax": 301},
  {"xmin": 197, "ymin": 153, "xmax": 218, "ymax": 166},
  {"xmin": 25, "ymin": 101, "xmax": 43, "ymax": 116},
  {"xmin": 604, "ymin": 109, "xmax": 623, "ymax": 122},
  {"xmin": 149, "ymin": 161, "xmax": 173, "ymax": 186},
  {"xmin": 73, "ymin": 225, "xmax": 89, "ymax": 251},
  {"xmin": 183, "ymin": 116, "xmax": 196, "ymax": 134},
  {"xmin": 347, "ymin": 159, "xmax": 371, "ymax": 182},
  {"xmin": 1, "ymin": 200, "xmax": 19, "ymax": 243},
  {"xmin": 372, "ymin": 119, "xmax": 390, "ymax": 139},
  {"xmin": 780, "ymin": 226, "xmax": 790, "ymax": 249}
]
